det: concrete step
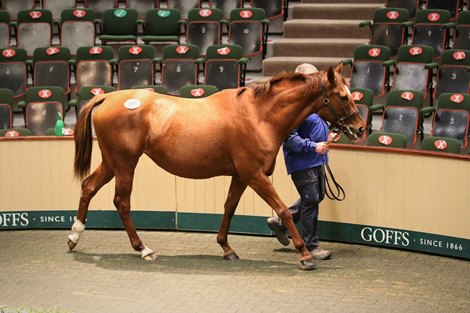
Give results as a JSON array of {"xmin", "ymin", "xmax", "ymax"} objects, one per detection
[
  {"xmin": 284, "ymin": 19, "xmax": 370, "ymax": 38},
  {"xmin": 271, "ymin": 38, "xmax": 367, "ymax": 57},
  {"xmin": 292, "ymin": 3, "xmax": 383, "ymax": 20},
  {"xmin": 262, "ymin": 56, "xmax": 352, "ymax": 76}
]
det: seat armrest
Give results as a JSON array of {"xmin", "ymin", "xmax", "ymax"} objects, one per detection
[
  {"xmin": 359, "ymin": 20, "xmax": 372, "ymax": 28},
  {"xmin": 420, "ymin": 107, "xmax": 435, "ymax": 114},
  {"xmin": 369, "ymin": 104, "xmax": 385, "ymax": 112}
]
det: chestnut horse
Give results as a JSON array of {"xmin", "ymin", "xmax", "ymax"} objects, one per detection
[{"xmin": 69, "ymin": 64, "xmax": 365, "ymax": 270}]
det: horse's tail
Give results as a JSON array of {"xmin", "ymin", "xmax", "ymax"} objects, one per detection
[{"xmin": 74, "ymin": 93, "xmax": 108, "ymax": 180}]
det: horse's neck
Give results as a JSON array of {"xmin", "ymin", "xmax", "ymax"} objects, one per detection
[{"xmin": 260, "ymin": 85, "xmax": 323, "ymax": 142}]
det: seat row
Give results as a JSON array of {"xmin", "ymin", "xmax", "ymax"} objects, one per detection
[
  {"xmin": 385, "ymin": 0, "xmax": 466, "ymax": 20},
  {"xmin": 0, "ymin": 44, "xmax": 248, "ymax": 106},
  {"xmin": 334, "ymin": 88, "xmax": 470, "ymax": 154},
  {"xmin": 360, "ymin": 8, "xmax": 469, "ymax": 58},
  {"xmin": 0, "ymin": 83, "xmax": 221, "ymax": 136},
  {"xmin": 338, "ymin": 130, "xmax": 464, "ymax": 154},
  {"xmin": 0, "ymin": 0, "xmax": 288, "ymax": 21},
  {"xmin": 343, "ymin": 44, "xmax": 469, "ymax": 107},
  {"xmin": 0, "ymin": 7, "xmax": 271, "ymax": 63}
]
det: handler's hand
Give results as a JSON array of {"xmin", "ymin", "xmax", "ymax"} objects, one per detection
[{"xmin": 315, "ymin": 142, "xmax": 329, "ymax": 155}]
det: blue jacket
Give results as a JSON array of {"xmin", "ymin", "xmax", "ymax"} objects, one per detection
[{"xmin": 283, "ymin": 113, "xmax": 329, "ymax": 175}]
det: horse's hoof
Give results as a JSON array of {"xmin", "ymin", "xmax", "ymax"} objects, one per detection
[
  {"xmin": 67, "ymin": 239, "xmax": 77, "ymax": 251},
  {"xmin": 141, "ymin": 246, "xmax": 157, "ymax": 261},
  {"xmin": 223, "ymin": 251, "xmax": 240, "ymax": 260},
  {"xmin": 142, "ymin": 252, "xmax": 158, "ymax": 261},
  {"xmin": 300, "ymin": 259, "xmax": 317, "ymax": 270}
]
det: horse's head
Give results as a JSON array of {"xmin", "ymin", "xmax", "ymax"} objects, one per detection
[{"xmin": 309, "ymin": 64, "xmax": 366, "ymax": 140}]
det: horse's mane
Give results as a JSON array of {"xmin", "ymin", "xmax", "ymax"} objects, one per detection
[{"xmin": 244, "ymin": 72, "xmax": 320, "ymax": 98}]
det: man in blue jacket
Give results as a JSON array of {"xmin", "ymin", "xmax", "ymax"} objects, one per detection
[{"xmin": 267, "ymin": 63, "xmax": 332, "ymax": 260}]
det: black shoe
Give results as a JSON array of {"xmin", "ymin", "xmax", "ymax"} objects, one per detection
[{"xmin": 267, "ymin": 217, "xmax": 290, "ymax": 246}]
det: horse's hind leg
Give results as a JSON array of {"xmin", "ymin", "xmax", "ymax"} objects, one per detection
[
  {"xmin": 113, "ymin": 169, "xmax": 156, "ymax": 261},
  {"xmin": 68, "ymin": 162, "xmax": 114, "ymax": 250},
  {"xmin": 217, "ymin": 176, "xmax": 247, "ymax": 260},
  {"xmin": 248, "ymin": 171, "xmax": 316, "ymax": 270}
]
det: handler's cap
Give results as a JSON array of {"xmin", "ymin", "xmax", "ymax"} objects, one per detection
[{"xmin": 295, "ymin": 63, "xmax": 318, "ymax": 74}]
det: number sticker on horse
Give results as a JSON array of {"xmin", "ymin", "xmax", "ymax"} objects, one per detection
[{"xmin": 124, "ymin": 98, "xmax": 141, "ymax": 110}]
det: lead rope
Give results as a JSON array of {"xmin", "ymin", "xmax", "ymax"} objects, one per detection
[
  {"xmin": 324, "ymin": 133, "xmax": 345, "ymax": 201},
  {"xmin": 324, "ymin": 163, "xmax": 345, "ymax": 201}
]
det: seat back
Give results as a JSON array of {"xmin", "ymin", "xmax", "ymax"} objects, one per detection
[
  {"xmin": 16, "ymin": 9, "xmax": 53, "ymax": 57},
  {"xmin": 0, "ymin": 10, "xmax": 11, "ymax": 49},
  {"xmin": 32, "ymin": 47, "xmax": 72, "ymax": 95},
  {"xmin": 41, "ymin": 0, "xmax": 76, "ymax": 21},
  {"xmin": 142, "ymin": 8, "xmax": 181, "ymax": 43},
  {"xmin": 1, "ymin": 0, "xmax": 35, "ymax": 21},
  {"xmin": 453, "ymin": 11, "xmax": 470, "ymax": 50},
  {"xmin": 366, "ymin": 131, "xmax": 408, "ymax": 148},
  {"xmin": 204, "ymin": 44, "xmax": 244, "ymax": 90},
  {"xmin": 432, "ymin": 109, "xmax": 469, "ymax": 148},
  {"xmin": 0, "ymin": 47, "xmax": 28, "ymax": 99},
  {"xmin": 434, "ymin": 93, "xmax": 470, "ymax": 147},
  {"xmin": 386, "ymin": 89, "xmax": 425, "ymax": 137},
  {"xmin": 426, "ymin": 0, "xmax": 460, "ymax": 20},
  {"xmin": 228, "ymin": 8, "xmax": 267, "ymax": 58},
  {"xmin": 186, "ymin": 8, "xmax": 223, "ymax": 56},
  {"xmin": 385, "ymin": 0, "xmax": 420, "ymax": 18},
  {"xmin": 84, "ymin": 0, "xmax": 117, "ymax": 19},
  {"xmin": 436, "ymin": 92, "xmax": 470, "ymax": 112},
  {"xmin": 60, "ymin": 8, "xmax": 96, "ymax": 56},
  {"xmin": 24, "ymin": 86, "xmax": 65, "ymax": 135},
  {"xmin": 369, "ymin": 8, "xmax": 409, "ymax": 56},
  {"xmin": 382, "ymin": 106, "xmax": 419, "ymax": 145},
  {"xmin": 349, "ymin": 87, "xmax": 374, "ymax": 135},
  {"xmin": 75, "ymin": 45, "xmax": 114, "ymax": 93},
  {"xmin": 0, "ymin": 88, "xmax": 13, "ymax": 129},
  {"xmin": 392, "ymin": 45, "xmax": 434, "ymax": 97},
  {"xmin": 126, "ymin": 0, "xmax": 157, "ymax": 19},
  {"xmin": 100, "ymin": 8, "xmax": 138, "ymax": 37},
  {"xmin": 165, "ymin": 0, "xmax": 201, "ymax": 19},
  {"xmin": 386, "ymin": 89, "xmax": 425, "ymax": 110},
  {"xmin": 434, "ymin": 49, "xmax": 470, "ymax": 99},
  {"xmin": 420, "ymin": 136, "xmax": 461, "ymax": 153},
  {"xmin": 180, "ymin": 84, "xmax": 218, "ymax": 98},
  {"xmin": 350, "ymin": 44, "xmax": 391, "ymax": 97},
  {"xmin": 209, "ymin": 0, "xmax": 242, "ymax": 20},
  {"xmin": 161, "ymin": 44, "xmax": 200, "ymax": 95},
  {"xmin": 117, "ymin": 44, "xmax": 156, "ymax": 90},
  {"xmin": 411, "ymin": 9, "xmax": 451, "ymax": 58}
]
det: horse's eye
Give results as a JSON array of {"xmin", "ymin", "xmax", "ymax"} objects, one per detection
[{"xmin": 340, "ymin": 95, "xmax": 348, "ymax": 100}]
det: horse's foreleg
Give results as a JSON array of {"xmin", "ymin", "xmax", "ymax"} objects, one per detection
[
  {"xmin": 217, "ymin": 176, "xmax": 247, "ymax": 260},
  {"xmin": 68, "ymin": 162, "xmax": 114, "ymax": 250},
  {"xmin": 248, "ymin": 171, "xmax": 316, "ymax": 270},
  {"xmin": 113, "ymin": 172, "xmax": 156, "ymax": 261}
]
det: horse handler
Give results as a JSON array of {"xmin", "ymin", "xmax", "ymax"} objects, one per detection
[{"xmin": 267, "ymin": 63, "xmax": 333, "ymax": 261}]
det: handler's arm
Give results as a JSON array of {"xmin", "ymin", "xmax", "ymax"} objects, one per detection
[{"xmin": 283, "ymin": 128, "xmax": 317, "ymax": 153}]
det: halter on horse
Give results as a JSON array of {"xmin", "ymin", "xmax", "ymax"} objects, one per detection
[{"xmin": 68, "ymin": 64, "xmax": 365, "ymax": 270}]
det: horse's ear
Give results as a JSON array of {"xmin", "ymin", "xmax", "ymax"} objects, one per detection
[
  {"xmin": 334, "ymin": 63, "xmax": 343, "ymax": 74},
  {"xmin": 327, "ymin": 66, "xmax": 336, "ymax": 86}
]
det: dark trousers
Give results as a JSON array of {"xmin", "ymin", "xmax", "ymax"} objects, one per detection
[{"xmin": 288, "ymin": 166, "xmax": 326, "ymax": 251}]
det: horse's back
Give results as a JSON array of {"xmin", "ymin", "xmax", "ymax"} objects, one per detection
[{"xmin": 91, "ymin": 88, "xmax": 247, "ymax": 178}]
